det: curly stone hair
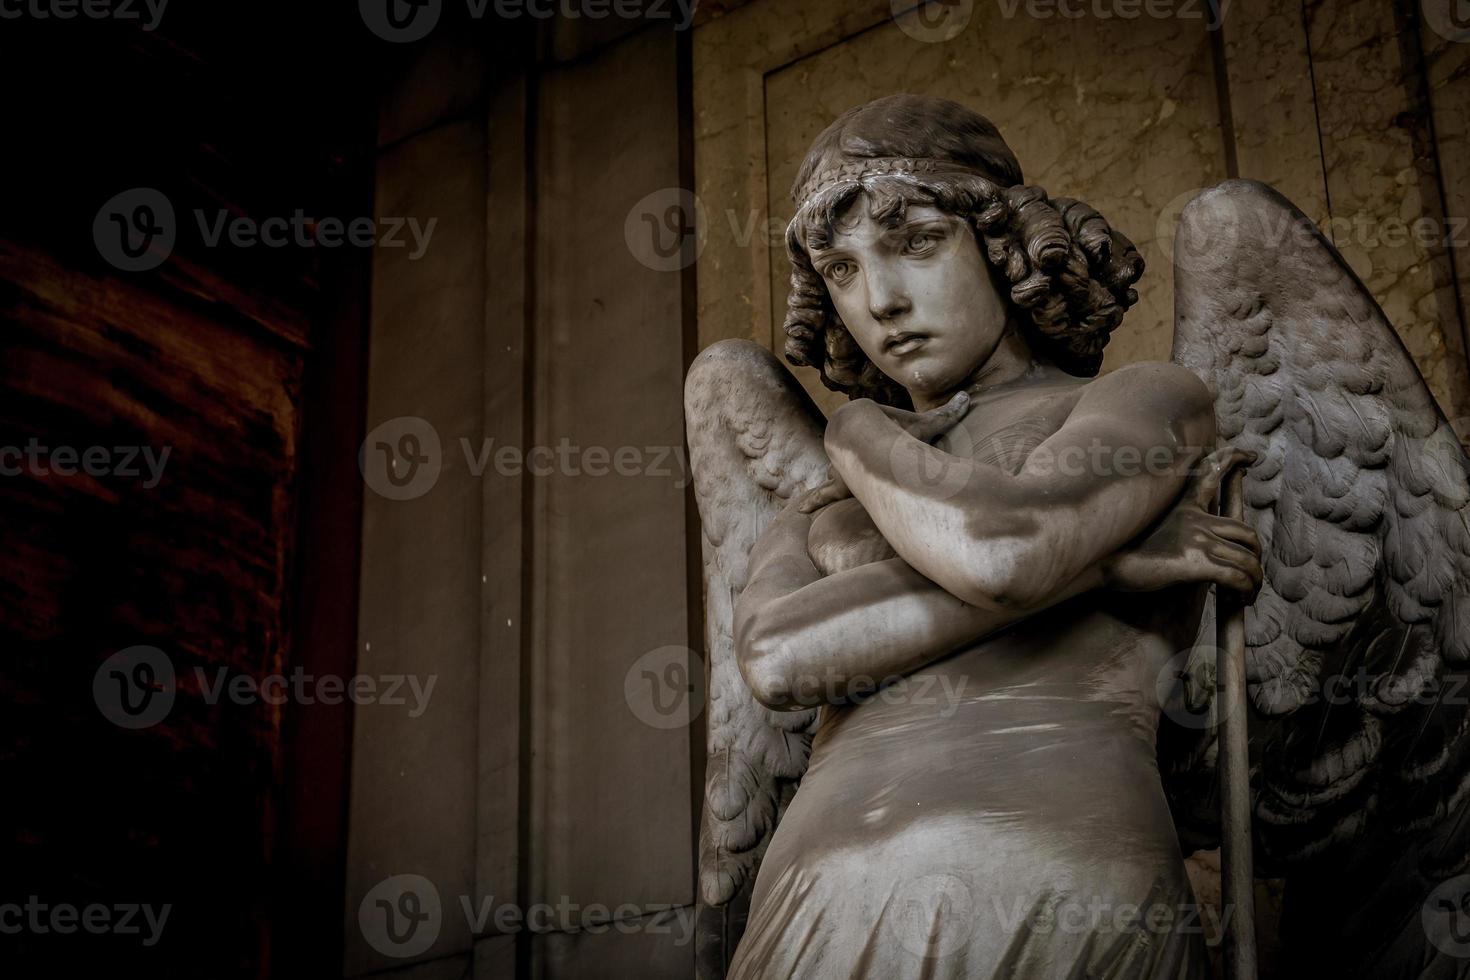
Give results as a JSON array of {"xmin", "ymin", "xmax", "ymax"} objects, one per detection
[{"xmin": 783, "ymin": 95, "xmax": 1145, "ymax": 407}]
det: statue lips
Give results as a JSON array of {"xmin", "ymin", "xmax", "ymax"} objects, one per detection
[{"xmin": 884, "ymin": 331, "xmax": 927, "ymax": 356}]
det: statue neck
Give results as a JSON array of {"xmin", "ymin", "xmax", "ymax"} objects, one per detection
[{"xmin": 909, "ymin": 323, "xmax": 1042, "ymax": 412}]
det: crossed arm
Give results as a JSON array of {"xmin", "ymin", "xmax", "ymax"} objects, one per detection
[
  {"xmin": 734, "ymin": 506, "xmax": 1108, "ymax": 709},
  {"xmin": 735, "ymin": 363, "xmax": 1246, "ymax": 711},
  {"xmin": 827, "ymin": 362, "xmax": 1218, "ymax": 610}
]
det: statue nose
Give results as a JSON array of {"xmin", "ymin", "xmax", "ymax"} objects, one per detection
[
  {"xmin": 869, "ymin": 297, "xmax": 910, "ymax": 321},
  {"xmin": 866, "ymin": 274, "xmax": 911, "ymax": 321}
]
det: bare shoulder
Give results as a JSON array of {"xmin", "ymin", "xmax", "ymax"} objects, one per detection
[{"xmin": 1068, "ymin": 361, "xmax": 1216, "ymax": 442}]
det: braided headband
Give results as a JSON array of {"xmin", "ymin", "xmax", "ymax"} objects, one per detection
[{"xmin": 793, "ymin": 156, "xmax": 998, "ymax": 210}]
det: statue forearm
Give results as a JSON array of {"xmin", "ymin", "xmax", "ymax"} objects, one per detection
[
  {"xmin": 735, "ymin": 543, "xmax": 1103, "ymax": 712},
  {"xmin": 824, "ymin": 398, "xmax": 1066, "ymax": 609},
  {"xmin": 823, "ymin": 367, "xmax": 1216, "ymax": 611}
]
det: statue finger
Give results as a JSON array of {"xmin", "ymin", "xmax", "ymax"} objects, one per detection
[
  {"xmin": 796, "ymin": 475, "xmax": 849, "ymax": 513},
  {"xmin": 913, "ymin": 390, "xmax": 971, "ymax": 442},
  {"xmin": 1201, "ymin": 514, "xmax": 1260, "ymax": 551},
  {"xmin": 1205, "ymin": 542, "xmax": 1264, "ymax": 596},
  {"xmin": 1190, "ymin": 446, "xmax": 1257, "ymax": 509}
]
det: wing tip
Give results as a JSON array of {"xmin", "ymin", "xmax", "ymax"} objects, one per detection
[
  {"xmin": 688, "ymin": 338, "xmax": 779, "ymax": 379},
  {"xmin": 1179, "ymin": 178, "xmax": 1297, "ymax": 238},
  {"xmin": 685, "ymin": 338, "xmax": 786, "ymax": 412}
]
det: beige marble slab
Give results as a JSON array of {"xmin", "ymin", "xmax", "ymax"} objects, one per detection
[
  {"xmin": 692, "ymin": 0, "xmax": 895, "ymax": 355},
  {"xmin": 1305, "ymin": 0, "xmax": 1470, "ymax": 417},
  {"xmin": 1223, "ymin": 0, "xmax": 1330, "ymax": 222},
  {"xmin": 1419, "ymin": 3, "xmax": 1470, "ymax": 424}
]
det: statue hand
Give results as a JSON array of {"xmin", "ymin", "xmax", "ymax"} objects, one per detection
[
  {"xmin": 1102, "ymin": 447, "xmax": 1262, "ymax": 596},
  {"xmin": 871, "ymin": 390, "xmax": 972, "ymax": 443},
  {"xmin": 800, "ymin": 391, "xmax": 971, "ymax": 513}
]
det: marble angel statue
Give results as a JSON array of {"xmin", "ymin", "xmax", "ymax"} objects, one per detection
[{"xmin": 685, "ymin": 94, "xmax": 1470, "ymax": 980}]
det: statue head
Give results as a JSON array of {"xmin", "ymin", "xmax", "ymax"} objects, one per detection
[{"xmin": 783, "ymin": 94, "xmax": 1145, "ymax": 407}]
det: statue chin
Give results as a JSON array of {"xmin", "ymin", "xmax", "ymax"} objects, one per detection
[{"xmin": 806, "ymin": 497, "xmax": 896, "ymax": 576}]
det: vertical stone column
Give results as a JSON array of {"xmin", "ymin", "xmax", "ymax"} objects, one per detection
[{"xmin": 344, "ymin": 21, "xmax": 697, "ymax": 980}]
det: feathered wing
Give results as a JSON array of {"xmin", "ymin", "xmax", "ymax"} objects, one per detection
[
  {"xmin": 684, "ymin": 339, "xmax": 830, "ymax": 977},
  {"xmin": 1169, "ymin": 180, "xmax": 1470, "ymax": 968}
]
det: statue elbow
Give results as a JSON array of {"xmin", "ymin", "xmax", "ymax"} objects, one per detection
[
  {"xmin": 950, "ymin": 577, "xmax": 1041, "ymax": 612},
  {"xmin": 943, "ymin": 545, "xmax": 1053, "ymax": 612},
  {"xmin": 736, "ymin": 621, "xmax": 802, "ymax": 711},
  {"xmin": 746, "ymin": 668, "xmax": 799, "ymax": 711},
  {"xmin": 741, "ymin": 655, "xmax": 804, "ymax": 712}
]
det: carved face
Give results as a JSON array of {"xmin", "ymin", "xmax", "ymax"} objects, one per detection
[{"xmin": 811, "ymin": 198, "xmax": 1009, "ymax": 403}]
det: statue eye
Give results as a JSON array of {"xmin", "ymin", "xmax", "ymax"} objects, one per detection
[
  {"xmin": 823, "ymin": 260, "xmax": 856, "ymax": 283},
  {"xmin": 905, "ymin": 232, "xmax": 937, "ymax": 253}
]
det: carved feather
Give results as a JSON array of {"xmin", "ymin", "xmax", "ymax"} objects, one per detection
[
  {"xmin": 684, "ymin": 339, "xmax": 830, "ymax": 910},
  {"xmin": 1170, "ymin": 180, "xmax": 1470, "ymax": 889}
]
